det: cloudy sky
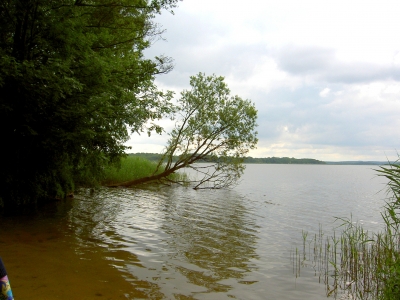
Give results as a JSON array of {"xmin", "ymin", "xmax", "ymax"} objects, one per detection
[{"xmin": 126, "ymin": 0, "xmax": 400, "ymax": 161}]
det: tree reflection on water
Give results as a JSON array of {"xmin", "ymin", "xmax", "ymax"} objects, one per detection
[
  {"xmin": 1, "ymin": 186, "xmax": 259, "ymax": 299},
  {"xmin": 159, "ymin": 188, "xmax": 260, "ymax": 296}
]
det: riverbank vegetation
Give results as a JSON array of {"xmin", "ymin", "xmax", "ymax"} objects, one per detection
[
  {"xmin": 100, "ymin": 156, "xmax": 188, "ymax": 187},
  {"xmin": 295, "ymin": 161, "xmax": 400, "ymax": 299}
]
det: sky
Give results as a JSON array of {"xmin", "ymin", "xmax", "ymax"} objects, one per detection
[{"xmin": 126, "ymin": 0, "xmax": 400, "ymax": 161}]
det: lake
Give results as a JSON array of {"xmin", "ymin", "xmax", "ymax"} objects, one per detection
[{"xmin": 0, "ymin": 165, "xmax": 388, "ymax": 299}]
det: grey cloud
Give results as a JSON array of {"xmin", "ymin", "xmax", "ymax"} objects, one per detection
[
  {"xmin": 276, "ymin": 46, "xmax": 334, "ymax": 74},
  {"xmin": 276, "ymin": 46, "xmax": 400, "ymax": 84},
  {"xmin": 150, "ymin": 43, "xmax": 269, "ymax": 88},
  {"xmin": 322, "ymin": 63, "xmax": 400, "ymax": 84},
  {"xmin": 146, "ymin": 10, "xmax": 273, "ymax": 86},
  {"xmin": 146, "ymin": 10, "xmax": 230, "ymax": 61},
  {"xmin": 254, "ymin": 85, "xmax": 400, "ymax": 150}
]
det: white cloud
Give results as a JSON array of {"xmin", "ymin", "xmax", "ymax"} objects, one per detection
[{"xmin": 319, "ymin": 88, "xmax": 330, "ymax": 98}]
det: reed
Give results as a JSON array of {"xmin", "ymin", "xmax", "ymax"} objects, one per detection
[
  {"xmin": 101, "ymin": 156, "xmax": 188, "ymax": 186},
  {"xmin": 293, "ymin": 220, "xmax": 399, "ymax": 299},
  {"xmin": 294, "ymin": 161, "xmax": 400, "ymax": 300}
]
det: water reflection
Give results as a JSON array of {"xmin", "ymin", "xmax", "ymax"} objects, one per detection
[
  {"xmin": 159, "ymin": 188, "xmax": 259, "ymax": 296},
  {"xmin": 0, "ymin": 165, "xmax": 386, "ymax": 299},
  {"xmin": 71, "ymin": 188, "xmax": 166, "ymax": 299},
  {"xmin": 18, "ymin": 186, "xmax": 259, "ymax": 299},
  {"xmin": 1, "ymin": 189, "xmax": 164, "ymax": 299},
  {"xmin": 74, "ymin": 187, "xmax": 261, "ymax": 299}
]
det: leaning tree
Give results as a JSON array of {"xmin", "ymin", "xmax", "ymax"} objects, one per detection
[{"xmin": 112, "ymin": 73, "xmax": 258, "ymax": 189}]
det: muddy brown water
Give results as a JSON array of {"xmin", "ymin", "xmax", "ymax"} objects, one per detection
[{"xmin": 0, "ymin": 165, "xmax": 387, "ymax": 299}]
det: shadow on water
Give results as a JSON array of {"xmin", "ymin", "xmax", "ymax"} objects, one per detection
[{"xmin": 1, "ymin": 186, "xmax": 259, "ymax": 299}]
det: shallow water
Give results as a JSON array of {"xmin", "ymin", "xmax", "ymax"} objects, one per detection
[{"xmin": 0, "ymin": 165, "xmax": 387, "ymax": 299}]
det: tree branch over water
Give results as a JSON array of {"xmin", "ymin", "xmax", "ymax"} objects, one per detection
[{"xmin": 109, "ymin": 73, "xmax": 258, "ymax": 189}]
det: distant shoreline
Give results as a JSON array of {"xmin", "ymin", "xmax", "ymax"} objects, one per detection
[
  {"xmin": 324, "ymin": 161, "xmax": 389, "ymax": 165},
  {"xmin": 128, "ymin": 152, "xmax": 391, "ymax": 166}
]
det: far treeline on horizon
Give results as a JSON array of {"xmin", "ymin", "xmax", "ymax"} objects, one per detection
[{"xmin": 128, "ymin": 153, "xmax": 390, "ymax": 165}]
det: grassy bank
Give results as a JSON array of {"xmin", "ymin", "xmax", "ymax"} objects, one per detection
[
  {"xmin": 294, "ymin": 162, "xmax": 400, "ymax": 300},
  {"xmin": 101, "ymin": 156, "xmax": 188, "ymax": 186}
]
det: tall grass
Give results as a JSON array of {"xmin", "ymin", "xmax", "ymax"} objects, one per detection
[
  {"xmin": 100, "ymin": 156, "xmax": 188, "ymax": 186},
  {"xmin": 294, "ymin": 161, "xmax": 400, "ymax": 300}
]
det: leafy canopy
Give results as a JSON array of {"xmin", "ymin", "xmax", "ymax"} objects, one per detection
[
  {"xmin": 162, "ymin": 73, "xmax": 258, "ymax": 188},
  {"xmin": 0, "ymin": 0, "xmax": 179, "ymax": 209}
]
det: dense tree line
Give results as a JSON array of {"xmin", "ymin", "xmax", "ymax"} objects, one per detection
[
  {"xmin": 0, "ymin": 0, "xmax": 179, "ymax": 209},
  {"xmin": 129, "ymin": 152, "xmax": 167, "ymax": 161},
  {"xmin": 244, "ymin": 157, "xmax": 325, "ymax": 164},
  {"xmin": 130, "ymin": 153, "xmax": 325, "ymax": 165}
]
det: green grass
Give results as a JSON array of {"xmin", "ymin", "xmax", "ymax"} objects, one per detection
[{"xmin": 100, "ymin": 156, "xmax": 188, "ymax": 186}]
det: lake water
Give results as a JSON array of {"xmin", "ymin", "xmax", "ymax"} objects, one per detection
[{"xmin": 0, "ymin": 165, "xmax": 389, "ymax": 299}]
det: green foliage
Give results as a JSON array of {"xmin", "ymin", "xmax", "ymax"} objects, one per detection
[
  {"xmin": 376, "ymin": 161, "xmax": 400, "ymax": 299},
  {"xmin": 155, "ymin": 73, "xmax": 258, "ymax": 189},
  {"xmin": 0, "ymin": 0, "xmax": 178, "ymax": 209}
]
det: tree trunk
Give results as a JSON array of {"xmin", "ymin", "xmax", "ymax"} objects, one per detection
[{"xmin": 107, "ymin": 167, "xmax": 177, "ymax": 187}]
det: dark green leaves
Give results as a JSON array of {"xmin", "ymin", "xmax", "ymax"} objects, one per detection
[{"xmin": 0, "ymin": 0, "xmax": 178, "ymax": 209}]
